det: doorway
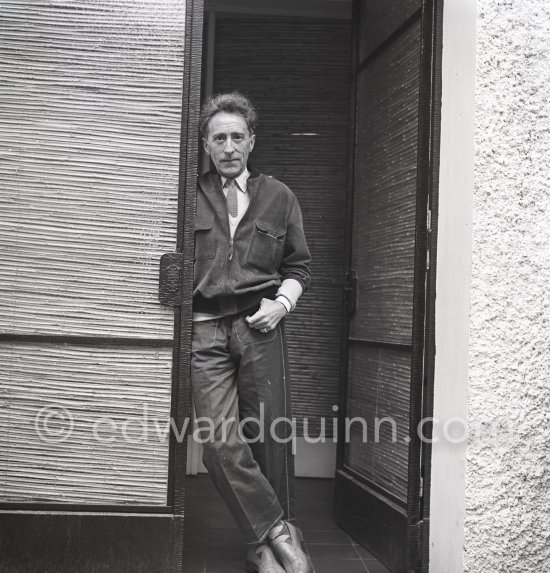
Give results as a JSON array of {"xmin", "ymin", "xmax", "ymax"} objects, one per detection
[
  {"xmin": 184, "ymin": 0, "xmax": 377, "ymax": 570},
  {"xmin": 185, "ymin": 5, "xmax": 371, "ymax": 570},
  {"xmin": 184, "ymin": 0, "xmax": 440, "ymax": 572},
  {"xmin": 185, "ymin": 0, "xmax": 403, "ymax": 570}
]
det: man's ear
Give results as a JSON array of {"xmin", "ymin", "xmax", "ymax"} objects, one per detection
[
  {"xmin": 249, "ymin": 133, "xmax": 256, "ymax": 152},
  {"xmin": 202, "ymin": 138, "xmax": 209, "ymax": 154}
]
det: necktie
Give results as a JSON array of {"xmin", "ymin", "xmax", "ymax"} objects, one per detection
[{"xmin": 225, "ymin": 179, "xmax": 239, "ymax": 218}]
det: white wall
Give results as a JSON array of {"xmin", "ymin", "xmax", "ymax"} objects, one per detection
[
  {"xmin": 466, "ymin": 1, "xmax": 550, "ymax": 571},
  {"xmin": 429, "ymin": 0, "xmax": 476, "ymax": 570}
]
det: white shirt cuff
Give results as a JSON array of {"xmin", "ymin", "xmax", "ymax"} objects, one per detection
[
  {"xmin": 276, "ymin": 278, "xmax": 303, "ymax": 311},
  {"xmin": 276, "ymin": 296, "xmax": 292, "ymax": 314}
]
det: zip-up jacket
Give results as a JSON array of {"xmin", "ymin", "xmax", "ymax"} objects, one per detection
[{"xmin": 193, "ymin": 168, "xmax": 312, "ymax": 316}]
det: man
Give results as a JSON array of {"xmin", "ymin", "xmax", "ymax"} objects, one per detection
[{"xmin": 191, "ymin": 92, "xmax": 313, "ymax": 573}]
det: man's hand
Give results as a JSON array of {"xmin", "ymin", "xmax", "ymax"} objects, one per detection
[{"xmin": 246, "ymin": 298, "xmax": 287, "ymax": 332}]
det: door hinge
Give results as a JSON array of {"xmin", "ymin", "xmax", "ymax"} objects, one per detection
[
  {"xmin": 344, "ymin": 270, "xmax": 358, "ymax": 316},
  {"xmin": 426, "ymin": 208, "xmax": 432, "ymax": 271}
]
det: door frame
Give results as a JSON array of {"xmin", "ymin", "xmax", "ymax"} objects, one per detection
[
  {"xmin": 0, "ymin": 1, "xmax": 204, "ymax": 571},
  {"xmin": 335, "ymin": 0, "xmax": 444, "ymax": 571},
  {"xmin": 168, "ymin": 0, "xmax": 204, "ymax": 565},
  {"xmin": 426, "ymin": 0, "xmax": 476, "ymax": 570}
]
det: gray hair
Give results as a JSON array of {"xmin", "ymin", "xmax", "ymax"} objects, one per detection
[{"xmin": 199, "ymin": 92, "xmax": 258, "ymax": 137}]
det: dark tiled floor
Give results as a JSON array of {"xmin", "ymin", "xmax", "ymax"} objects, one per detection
[{"xmin": 183, "ymin": 475, "xmax": 390, "ymax": 573}]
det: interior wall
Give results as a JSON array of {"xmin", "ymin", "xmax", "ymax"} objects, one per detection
[
  {"xmin": 209, "ymin": 13, "xmax": 351, "ymax": 436},
  {"xmin": 465, "ymin": 0, "xmax": 550, "ymax": 571}
]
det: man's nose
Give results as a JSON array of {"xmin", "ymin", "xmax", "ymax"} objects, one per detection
[{"xmin": 223, "ymin": 138, "xmax": 235, "ymax": 153}]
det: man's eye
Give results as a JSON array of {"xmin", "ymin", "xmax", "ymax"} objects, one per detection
[{"xmin": 233, "ymin": 135, "xmax": 244, "ymax": 142}]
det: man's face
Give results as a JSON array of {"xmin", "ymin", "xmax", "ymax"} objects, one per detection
[{"xmin": 203, "ymin": 112, "xmax": 256, "ymax": 179}]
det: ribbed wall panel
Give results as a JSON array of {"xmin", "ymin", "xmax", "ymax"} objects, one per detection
[
  {"xmin": 344, "ymin": 346, "xmax": 410, "ymax": 503},
  {"xmin": 0, "ymin": 343, "xmax": 172, "ymax": 504},
  {"xmin": 359, "ymin": 0, "xmax": 420, "ymax": 61},
  {"xmin": 0, "ymin": 0, "xmax": 187, "ymax": 504},
  {"xmin": 213, "ymin": 15, "xmax": 350, "ymax": 434},
  {"xmin": 350, "ymin": 21, "xmax": 421, "ymax": 345},
  {"xmin": 0, "ymin": 0, "xmax": 186, "ymax": 338}
]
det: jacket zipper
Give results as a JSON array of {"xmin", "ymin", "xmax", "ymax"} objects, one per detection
[
  {"xmin": 208, "ymin": 176, "xmax": 256, "ymax": 304},
  {"xmin": 213, "ymin": 182, "xmax": 234, "ymax": 262},
  {"xmin": 220, "ymin": 178, "xmax": 255, "ymax": 262}
]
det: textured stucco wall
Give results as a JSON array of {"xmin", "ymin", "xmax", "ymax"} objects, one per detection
[{"xmin": 466, "ymin": 1, "xmax": 550, "ymax": 571}]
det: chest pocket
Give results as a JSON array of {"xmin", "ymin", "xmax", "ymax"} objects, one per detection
[
  {"xmin": 194, "ymin": 213, "xmax": 216, "ymax": 260},
  {"xmin": 246, "ymin": 220, "xmax": 287, "ymax": 273}
]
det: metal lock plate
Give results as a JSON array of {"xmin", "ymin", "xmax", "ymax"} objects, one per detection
[{"xmin": 158, "ymin": 253, "xmax": 184, "ymax": 306}]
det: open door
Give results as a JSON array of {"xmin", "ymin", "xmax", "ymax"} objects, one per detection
[
  {"xmin": 335, "ymin": 0, "xmax": 440, "ymax": 571},
  {"xmin": 0, "ymin": 1, "xmax": 204, "ymax": 571}
]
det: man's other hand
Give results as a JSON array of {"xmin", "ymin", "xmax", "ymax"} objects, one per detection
[{"xmin": 246, "ymin": 298, "xmax": 287, "ymax": 332}]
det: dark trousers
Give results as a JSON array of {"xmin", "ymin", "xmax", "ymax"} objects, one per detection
[{"xmin": 191, "ymin": 311, "xmax": 295, "ymax": 543}]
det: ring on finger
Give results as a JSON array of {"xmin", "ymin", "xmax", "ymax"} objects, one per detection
[{"xmin": 261, "ymin": 327, "xmax": 269, "ymax": 333}]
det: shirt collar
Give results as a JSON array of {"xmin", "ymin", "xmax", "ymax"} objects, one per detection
[{"xmin": 221, "ymin": 168, "xmax": 250, "ymax": 193}]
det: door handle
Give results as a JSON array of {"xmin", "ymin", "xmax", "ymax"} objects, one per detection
[{"xmin": 158, "ymin": 253, "xmax": 184, "ymax": 306}]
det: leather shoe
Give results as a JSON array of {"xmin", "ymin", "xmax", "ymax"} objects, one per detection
[
  {"xmin": 245, "ymin": 543, "xmax": 286, "ymax": 573},
  {"xmin": 268, "ymin": 521, "xmax": 313, "ymax": 573}
]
